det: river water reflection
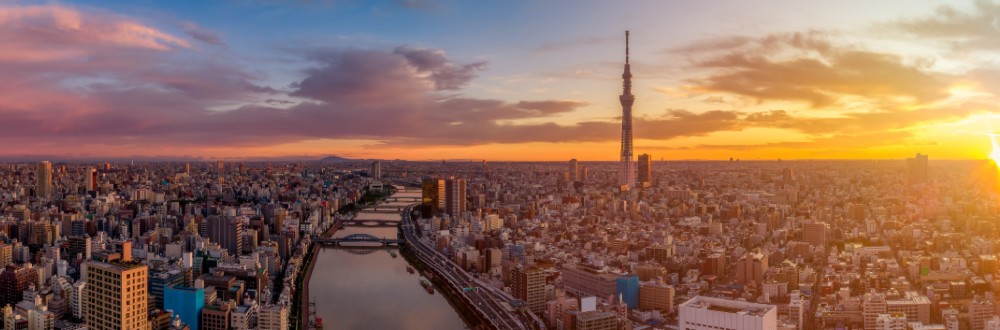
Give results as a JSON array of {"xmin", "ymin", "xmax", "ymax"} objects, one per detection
[{"xmin": 309, "ymin": 190, "xmax": 469, "ymax": 329}]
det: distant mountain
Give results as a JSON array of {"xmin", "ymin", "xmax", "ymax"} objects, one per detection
[{"xmin": 318, "ymin": 155, "xmax": 355, "ymax": 162}]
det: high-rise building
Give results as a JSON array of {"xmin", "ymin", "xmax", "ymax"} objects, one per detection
[
  {"xmin": 0, "ymin": 264, "xmax": 38, "ymax": 307},
  {"xmin": 637, "ymin": 153, "xmax": 651, "ymax": 186},
  {"xmin": 27, "ymin": 303, "xmax": 54, "ymax": 330},
  {"xmin": 782, "ymin": 168, "xmax": 795, "ymax": 183},
  {"xmin": 67, "ymin": 235, "xmax": 91, "ymax": 262},
  {"xmin": 258, "ymin": 304, "xmax": 289, "ymax": 330},
  {"xmin": 164, "ymin": 286, "xmax": 205, "ymax": 330},
  {"xmin": 370, "ymin": 161, "xmax": 381, "ymax": 180},
  {"xmin": 207, "ymin": 216, "xmax": 244, "ymax": 256},
  {"xmin": 202, "ymin": 301, "xmax": 233, "ymax": 330},
  {"xmin": 232, "ymin": 304, "xmax": 257, "ymax": 330},
  {"xmin": 638, "ymin": 282, "xmax": 674, "ymax": 314},
  {"xmin": 618, "ymin": 31, "xmax": 635, "ymax": 189},
  {"xmin": 85, "ymin": 261, "xmax": 149, "ymax": 330},
  {"xmin": 445, "ymin": 177, "xmax": 467, "ymax": 217},
  {"xmin": 36, "ymin": 161, "xmax": 52, "ymax": 199},
  {"xmin": 216, "ymin": 160, "xmax": 225, "ymax": 176},
  {"xmin": 907, "ymin": 153, "xmax": 928, "ymax": 185},
  {"xmin": 802, "ymin": 221, "xmax": 828, "ymax": 247},
  {"xmin": 863, "ymin": 292, "xmax": 887, "ymax": 330},
  {"xmin": 615, "ymin": 275, "xmax": 639, "ymax": 309},
  {"xmin": 421, "ymin": 178, "xmax": 445, "ymax": 214},
  {"xmin": 150, "ymin": 269, "xmax": 186, "ymax": 310},
  {"xmin": 735, "ymin": 251, "xmax": 769, "ymax": 285},
  {"xmin": 512, "ymin": 266, "xmax": 546, "ymax": 316},
  {"xmin": 84, "ymin": 167, "xmax": 98, "ymax": 192},
  {"xmin": 568, "ymin": 159, "xmax": 579, "ymax": 181},
  {"xmin": 679, "ymin": 296, "xmax": 777, "ymax": 330},
  {"xmin": 970, "ymin": 295, "xmax": 995, "ymax": 330},
  {"xmin": 0, "ymin": 244, "xmax": 11, "ymax": 268},
  {"xmin": 70, "ymin": 281, "xmax": 85, "ymax": 319},
  {"xmin": 885, "ymin": 291, "xmax": 930, "ymax": 324}
]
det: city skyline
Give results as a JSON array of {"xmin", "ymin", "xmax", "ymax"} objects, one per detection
[{"xmin": 3, "ymin": 0, "xmax": 1000, "ymax": 161}]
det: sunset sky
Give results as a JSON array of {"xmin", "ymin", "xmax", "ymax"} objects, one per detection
[{"xmin": 3, "ymin": 0, "xmax": 1000, "ymax": 161}]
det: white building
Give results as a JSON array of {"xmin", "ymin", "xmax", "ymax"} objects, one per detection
[
  {"xmin": 231, "ymin": 302, "xmax": 258, "ymax": 330},
  {"xmin": 875, "ymin": 313, "xmax": 907, "ymax": 330},
  {"xmin": 70, "ymin": 281, "xmax": 86, "ymax": 319},
  {"xmin": 258, "ymin": 304, "xmax": 289, "ymax": 330},
  {"xmin": 679, "ymin": 296, "xmax": 777, "ymax": 330}
]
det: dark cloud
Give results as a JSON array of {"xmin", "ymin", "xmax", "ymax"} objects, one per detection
[
  {"xmin": 393, "ymin": 46, "xmax": 487, "ymax": 90},
  {"xmin": 289, "ymin": 47, "xmax": 485, "ymax": 104},
  {"xmin": 265, "ymin": 99, "xmax": 296, "ymax": 105},
  {"xmin": 181, "ymin": 22, "xmax": 226, "ymax": 46}
]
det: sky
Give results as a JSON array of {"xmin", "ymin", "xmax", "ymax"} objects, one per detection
[{"xmin": 2, "ymin": 0, "xmax": 1000, "ymax": 161}]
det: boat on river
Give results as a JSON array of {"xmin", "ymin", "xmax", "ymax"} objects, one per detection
[{"xmin": 419, "ymin": 278, "xmax": 434, "ymax": 294}]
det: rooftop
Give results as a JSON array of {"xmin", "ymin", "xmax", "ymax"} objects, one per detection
[{"xmin": 680, "ymin": 296, "xmax": 775, "ymax": 317}]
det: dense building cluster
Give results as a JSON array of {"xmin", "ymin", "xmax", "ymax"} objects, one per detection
[
  {"xmin": 408, "ymin": 155, "xmax": 1000, "ymax": 330},
  {"xmin": 0, "ymin": 161, "xmax": 378, "ymax": 329},
  {"xmin": 0, "ymin": 154, "xmax": 995, "ymax": 330}
]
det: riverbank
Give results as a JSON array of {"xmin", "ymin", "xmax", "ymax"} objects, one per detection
[
  {"xmin": 399, "ymin": 245, "xmax": 482, "ymax": 329},
  {"xmin": 293, "ymin": 186, "xmax": 395, "ymax": 329},
  {"xmin": 294, "ymin": 219, "xmax": 339, "ymax": 330}
]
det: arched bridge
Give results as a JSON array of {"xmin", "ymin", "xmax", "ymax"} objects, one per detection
[
  {"xmin": 340, "ymin": 219, "xmax": 400, "ymax": 227},
  {"xmin": 358, "ymin": 207, "xmax": 404, "ymax": 214},
  {"xmin": 314, "ymin": 233, "xmax": 404, "ymax": 246}
]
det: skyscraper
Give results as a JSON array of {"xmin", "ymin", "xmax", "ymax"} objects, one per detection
[
  {"xmin": 907, "ymin": 153, "xmax": 928, "ymax": 185},
  {"xmin": 150, "ymin": 269, "xmax": 185, "ymax": 310},
  {"xmin": 84, "ymin": 167, "xmax": 97, "ymax": 192},
  {"xmin": 637, "ymin": 153, "xmax": 651, "ymax": 186},
  {"xmin": 207, "ymin": 216, "xmax": 244, "ymax": 256},
  {"xmin": 370, "ymin": 161, "xmax": 382, "ymax": 180},
  {"xmin": 421, "ymin": 178, "xmax": 445, "ymax": 214},
  {"xmin": 619, "ymin": 31, "xmax": 635, "ymax": 189},
  {"xmin": 36, "ymin": 161, "xmax": 52, "ymax": 199},
  {"xmin": 568, "ymin": 159, "xmax": 579, "ymax": 181},
  {"xmin": 85, "ymin": 261, "xmax": 149, "ymax": 330},
  {"xmin": 444, "ymin": 177, "xmax": 466, "ymax": 217},
  {"xmin": 511, "ymin": 266, "xmax": 546, "ymax": 316}
]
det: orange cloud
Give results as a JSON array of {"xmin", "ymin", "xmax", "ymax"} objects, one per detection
[{"xmin": 678, "ymin": 32, "xmax": 951, "ymax": 107}]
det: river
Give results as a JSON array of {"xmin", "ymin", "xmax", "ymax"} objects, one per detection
[{"xmin": 308, "ymin": 189, "xmax": 470, "ymax": 329}]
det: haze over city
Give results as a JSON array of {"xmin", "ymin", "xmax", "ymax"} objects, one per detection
[{"xmin": 4, "ymin": 0, "xmax": 1000, "ymax": 160}]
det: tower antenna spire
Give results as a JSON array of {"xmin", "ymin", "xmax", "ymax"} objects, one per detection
[
  {"xmin": 619, "ymin": 30, "xmax": 635, "ymax": 191},
  {"xmin": 625, "ymin": 30, "xmax": 630, "ymax": 64}
]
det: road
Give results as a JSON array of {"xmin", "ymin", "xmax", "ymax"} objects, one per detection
[{"xmin": 400, "ymin": 204, "xmax": 544, "ymax": 330}]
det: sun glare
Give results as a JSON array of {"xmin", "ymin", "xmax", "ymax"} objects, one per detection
[{"xmin": 991, "ymin": 133, "xmax": 1000, "ymax": 166}]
